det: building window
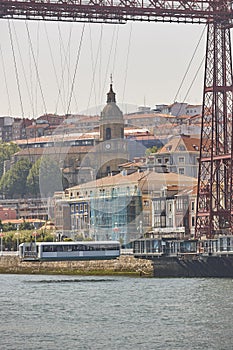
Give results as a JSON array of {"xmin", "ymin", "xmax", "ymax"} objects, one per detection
[
  {"xmin": 154, "ymin": 201, "xmax": 161, "ymax": 211},
  {"xmin": 161, "ymin": 200, "xmax": 166, "ymax": 210},
  {"xmin": 179, "ymin": 168, "xmax": 185, "ymax": 175},
  {"xmin": 192, "ymin": 216, "xmax": 195, "ymax": 227},
  {"xmin": 184, "ymin": 217, "xmax": 188, "ymax": 227},
  {"xmin": 176, "ymin": 198, "xmax": 183, "ymax": 210},
  {"xmin": 178, "ymin": 157, "xmax": 185, "ymax": 163},
  {"xmin": 144, "ymin": 214, "xmax": 150, "ymax": 225},
  {"xmin": 106, "ymin": 166, "xmax": 110, "ymax": 174},
  {"xmin": 106, "ymin": 127, "xmax": 111, "ymax": 140},
  {"xmin": 191, "ymin": 201, "xmax": 195, "ymax": 211},
  {"xmin": 161, "ymin": 214, "xmax": 166, "ymax": 227},
  {"xmin": 85, "ymin": 157, "xmax": 90, "ymax": 167},
  {"xmin": 154, "ymin": 216, "xmax": 160, "ymax": 228}
]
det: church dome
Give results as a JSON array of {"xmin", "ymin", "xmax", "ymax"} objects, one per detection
[
  {"xmin": 101, "ymin": 83, "xmax": 123, "ymax": 120},
  {"xmin": 101, "ymin": 102, "xmax": 123, "ymax": 119}
]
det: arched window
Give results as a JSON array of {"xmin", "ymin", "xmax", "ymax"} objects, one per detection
[
  {"xmin": 85, "ymin": 157, "xmax": 90, "ymax": 167},
  {"xmin": 106, "ymin": 127, "xmax": 111, "ymax": 140}
]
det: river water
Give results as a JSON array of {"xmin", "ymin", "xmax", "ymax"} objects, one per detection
[{"xmin": 0, "ymin": 274, "xmax": 233, "ymax": 350}]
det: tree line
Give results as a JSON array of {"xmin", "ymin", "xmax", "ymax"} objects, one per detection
[{"xmin": 0, "ymin": 143, "xmax": 67, "ymax": 198}]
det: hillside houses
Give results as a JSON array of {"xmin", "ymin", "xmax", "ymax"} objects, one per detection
[
  {"xmin": 54, "ymin": 169, "xmax": 197, "ymax": 243},
  {"xmin": 146, "ymin": 135, "xmax": 200, "ymax": 178},
  {"xmin": 0, "ymin": 97, "xmax": 202, "ymax": 238}
]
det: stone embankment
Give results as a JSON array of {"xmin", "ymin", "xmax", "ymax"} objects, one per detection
[{"xmin": 0, "ymin": 255, "xmax": 153, "ymax": 276}]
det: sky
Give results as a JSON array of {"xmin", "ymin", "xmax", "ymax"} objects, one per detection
[{"xmin": 0, "ymin": 18, "xmax": 207, "ymax": 118}]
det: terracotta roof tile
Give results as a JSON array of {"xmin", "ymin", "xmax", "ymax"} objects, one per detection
[
  {"xmin": 15, "ymin": 145, "xmax": 93, "ymax": 156},
  {"xmin": 175, "ymin": 185, "xmax": 198, "ymax": 196},
  {"xmin": 68, "ymin": 170, "xmax": 197, "ymax": 193},
  {"xmin": 158, "ymin": 135, "xmax": 200, "ymax": 153}
]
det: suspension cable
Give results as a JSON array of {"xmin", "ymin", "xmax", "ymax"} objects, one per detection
[
  {"xmin": 44, "ymin": 22, "xmax": 66, "ymax": 114},
  {"xmin": 112, "ymin": 26, "xmax": 119, "ymax": 79},
  {"xmin": 173, "ymin": 25, "xmax": 206, "ymax": 103},
  {"xmin": 25, "ymin": 21, "xmax": 47, "ymax": 115},
  {"xmin": 86, "ymin": 24, "xmax": 103, "ymax": 114},
  {"xmin": 182, "ymin": 55, "xmax": 205, "ymax": 104},
  {"xmin": 121, "ymin": 23, "xmax": 132, "ymax": 110},
  {"xmin": 0, "ymin": 45, "xmax": 12, "ymax": 115},
  {"xmin": 101, "ymin": 26, "xmax": 119, "ymax": 103},
  {"xmin": 56, "ymin": 23, "xmax": 74, "ymax": 114},
  {"xmin": 8, "ymin": 20, "xmax": 24, "ymax": 117},
  {"xmin": 66, "ymin": 23, "xmax": 85, "ymax": 115},
  {"xmin": 12, "ymin": 21, "xmax": 35, "ymax": 117}
]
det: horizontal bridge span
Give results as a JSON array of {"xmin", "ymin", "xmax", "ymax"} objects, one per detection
[{"xmin": 0, "ymin": 0, "xmax": 232, "ymax": 24}]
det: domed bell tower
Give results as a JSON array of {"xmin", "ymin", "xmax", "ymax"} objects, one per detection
[
  {"xmin": 99, "ymin": 83, "xmax": 124, "ymax": 142},
  {"xmin": 97, "ymin": 80, "xmax": 128, "ymax": 178}
]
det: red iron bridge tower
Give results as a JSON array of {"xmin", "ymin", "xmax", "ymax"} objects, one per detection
[{"xmin": 1, "ymin": 0, "xmax": 233, "ymax": 238}]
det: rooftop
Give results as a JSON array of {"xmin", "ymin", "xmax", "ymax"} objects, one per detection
[
  {"xmin": 158, "ymin": 135, "xmax": 200, "ymax": 153},
  {"xmin": 67, "ymin": 170, "xmax": 197, "ymax": 193}
]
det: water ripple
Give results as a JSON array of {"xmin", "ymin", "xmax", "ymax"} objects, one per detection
[
  {"xmin": 24, "ymin": 278, "xmax": 118, "ymax": 284},
  {"xmin": 0, "ymin": 275, "xmax": 233, "ymax": 349}
]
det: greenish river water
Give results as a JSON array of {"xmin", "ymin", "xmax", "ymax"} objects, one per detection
[{"xmin": 0, "ymin": 275, "xmax": 232, "ymax": 349}]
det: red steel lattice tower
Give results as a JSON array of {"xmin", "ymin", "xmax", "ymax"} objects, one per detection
[
  {"xmin": 0, "ymin": 0, "xmax": 233, "ymax": 238},
  {"xmin": 196, "ymin": 19, "xmax": 233, "ymax": 238}
]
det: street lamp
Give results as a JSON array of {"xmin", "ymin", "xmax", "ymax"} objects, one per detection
[
  {"xmin": 113, "ymin": 222, "xmax": 119, "ymax": 240},
  {"xmin": 53, "ymin": 227, "xmax": 56, "ymax": 242},
  {"xmin": 0, "ymin": 229, "xmax": 3, "ymax": 256},
  {"xmin": 32, "ymin": 231, "xmax": 37, "ymax": 252},
  {"xmin": 139, "ymin": 221, "xmax": 143, "ymax": 237},
  {"xmin": 15, "ymin": 231, "xmax": 20, "ymax": 254}
]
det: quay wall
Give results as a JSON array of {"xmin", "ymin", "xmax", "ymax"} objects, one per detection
[
  {"xmin": 152, "ymin": 255, "xmax": 233, "ymax": 278},
  {"xmin": 0, "ymin": 255, "xmax": 153, "ymax": 276}
]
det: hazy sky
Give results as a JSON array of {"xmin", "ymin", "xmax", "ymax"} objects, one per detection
[{"xmin": 0, "ymin": 19, "xmax": 207, "ymax": 118}]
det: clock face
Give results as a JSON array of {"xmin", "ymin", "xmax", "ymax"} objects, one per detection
[{"xmin": 105, "ymin": 143, "xmax": 111, "ymax": 150}]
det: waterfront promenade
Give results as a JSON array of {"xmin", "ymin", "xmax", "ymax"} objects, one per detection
[{"xmin": 0, "ymin": 254, "xmax": 153, "ymax": 276}]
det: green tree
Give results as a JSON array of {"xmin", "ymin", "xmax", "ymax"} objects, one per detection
[
  {"xmin": 27, "ymin": 156, "xmax": 63, "ymax": 198},
  {"xmin": 145, "ymin": 145, "xmax": 159, "ymax": 156},
  {"xmin": 2, "ymin": 222, "xmax": 17, "ymax": 232},
  {"xmin": 0, "ymin": 142, "xmax": 20, "ymax": 178},
  {"xmin": 19, "ymin": 221, "xmax": 34, "ymax": 230},
  {"xmin": 26, "ymin": 158, "xmax": 41, "ymax": 196},
  {"xmin": 0, "ymin": 158, "xmax": 32, "ymax": 198},
  {"xmin": 40, "ymin": 157, "xmax": 63, "ymax": 197}
]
